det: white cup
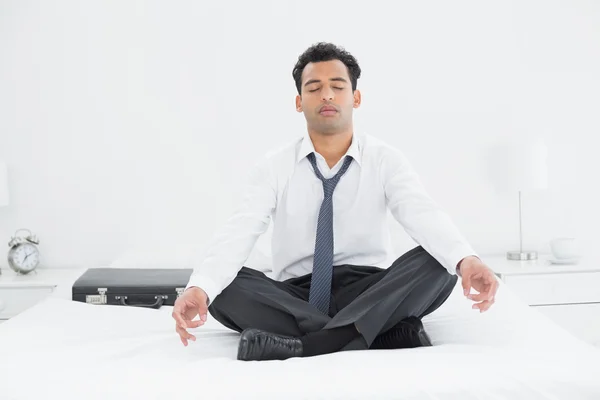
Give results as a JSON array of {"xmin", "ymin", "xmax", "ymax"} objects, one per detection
[{"xmin": 550, "ymin": 237, "xmax": 579, "ymax": 260}]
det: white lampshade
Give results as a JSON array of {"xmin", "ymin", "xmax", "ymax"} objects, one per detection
[
  {"xmin": 488, "ymin": 137, "xmax": 549, "ymax": 193},
  {"xmin": 0, "ymin": 162, "xmax": 9, "ymax": 207}
]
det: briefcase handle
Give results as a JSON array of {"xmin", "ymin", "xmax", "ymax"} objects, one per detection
[{"xmin": 118, "ymin": 295, "xmax": 165, "ymax": 309}]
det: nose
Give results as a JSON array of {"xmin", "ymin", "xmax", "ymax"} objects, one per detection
[{"xmin": 321, "ymin": 86, "xmax": 335, "ymax": 102}]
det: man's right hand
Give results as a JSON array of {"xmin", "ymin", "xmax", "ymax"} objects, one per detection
[{"xmin": 172, "ymin": 286, "xmax": 209, "ymax": 346}]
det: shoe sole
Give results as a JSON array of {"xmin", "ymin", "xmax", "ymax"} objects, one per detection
[{"xmin": 419, "ymin": 331, "xmax": 433, "ymax": 347}]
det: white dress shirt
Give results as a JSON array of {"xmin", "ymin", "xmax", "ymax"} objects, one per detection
[{"xmin": 186, "ymin": 131, "xmax": 477, "ymax": 304}]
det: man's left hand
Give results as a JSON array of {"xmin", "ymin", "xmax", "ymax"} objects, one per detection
[{"xmin": 458, "ymin": 256, "xmax": 498, "ymax": 313}]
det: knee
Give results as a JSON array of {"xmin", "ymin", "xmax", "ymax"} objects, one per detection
[
  {"xmin": 400, "ymin": 246, "xmax": 442, "ymax": 268},
  {"xmin": 421, "ymin": 250, "xmax": 445, "ymax": 271},
  {"xmin": 421, "ymin": 251, "xmax": 459, "ymax": 290},
  {"xmin": 208, "ymin": 279, "xmax": 252, "ymax": 332},
  {"xmin": 209, "ymin": 278, "xmax": 248, "ymax": 312},
  {"xmin": 397, "ymin": 246, "xmax": 454, "ymax": 278},
  {"xmin": 422, "ymin": 250, "xmax": 457, "ymax": 280},
  {"xmin": 206, "ymin": 269, "xmax": 245, "ymax": 312}
]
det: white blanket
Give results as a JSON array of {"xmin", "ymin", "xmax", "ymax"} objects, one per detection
[{"xmin": 0, "ymin": 278, "xmax": 599, "ymax": 399}]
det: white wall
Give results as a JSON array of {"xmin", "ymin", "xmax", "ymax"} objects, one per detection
[{"xmin": 0, "ymin": 0, "xmax": 599, "ymax": 269}]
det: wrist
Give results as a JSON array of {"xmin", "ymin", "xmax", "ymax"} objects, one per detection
[
  {"xmin": 186, "ymin": 286, "xmax": 210, "ymax": 305},
  {"xmin": 457, "ymin": 255, "xmax": 479, "ymax": 276}
]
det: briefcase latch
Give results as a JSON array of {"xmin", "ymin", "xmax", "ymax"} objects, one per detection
[{"xmin": 86, "ymin": 288, "xmax": 107, "ymax": 305}]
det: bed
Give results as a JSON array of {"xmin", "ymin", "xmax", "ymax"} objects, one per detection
[{"xmin": 0, "ymin": 270, "xmax": 598, "ymax": 399}]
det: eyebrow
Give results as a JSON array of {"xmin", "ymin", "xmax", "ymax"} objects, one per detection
[{"xmin": 304, "ymin": 77, "xmax": 348, "ymax": 87}]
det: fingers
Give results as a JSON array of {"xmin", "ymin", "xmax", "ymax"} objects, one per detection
[
  {"xmin": 467, "ymin": 291, "xmax": 491, "ymax": 302},
  {"xmin": 470, "ymin": 274, "xmax": 499, "ymax": 300},
  {"xmin": 472, "ymin": 298, "xmax": 495, "ymax": 313},
  {"xmin": 175, "ymin": 318, "xmax": 202, "ymax": 346},
  {"xmin": 467, "ymin": 281, "xmax": 493, "ymax": 301},
  {"xmin": 186, "ymin": 319, "xmax": 204, "ymax": 329},
  {"xmin": 467, "ymin": 276, "xmax": 497, "ymax": 313},
  {"xmin": 468, "ymin": 281, "xmax": 497, "ymax": 310},
  {"xmin": 172, "ymin": 309, "xmax": 188, "ymax": 330},
  {"xmin": 488, "ymin": 275, "xmax": 499, "ymax": 299},
  {"xmin": 182, "ymin": 311, "xmax": 207, "ymax": 328},
  {"xmin": 173, "ymin": 304, "xmax": 208, "ymax": 346},
  {"xmin": 461, "ymin": 274, "xmax": 471, "ymax": 296},
  {"xmin": 176, "ymin": 325, "xmax": 196, "ymax": 346},
  {"xmin": 472, "ymin": 279, "xmax": 497, "ymax": 313}
]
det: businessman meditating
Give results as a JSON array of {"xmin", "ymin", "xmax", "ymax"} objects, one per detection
[{"xmin": 172, "ymin": 42, "xmax": 498, "ymax": 361}]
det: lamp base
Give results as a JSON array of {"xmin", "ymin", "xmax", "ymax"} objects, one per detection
[{"xmin": 506, "ymin": 251, "xmax": 538, "ymax": 261}]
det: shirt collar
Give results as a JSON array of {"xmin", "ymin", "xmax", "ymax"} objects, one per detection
[{"xmin": 296, "ymin": 131, "xmax": 362, "ymax": 167}]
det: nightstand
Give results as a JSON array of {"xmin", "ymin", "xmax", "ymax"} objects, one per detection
[
  {"xmin": 486, "ymin": 255, "xmax": 600, "ymax": 347},
  {"xmin": 0, "ymin": 267, "xmax": 83, "ymax": 323}
]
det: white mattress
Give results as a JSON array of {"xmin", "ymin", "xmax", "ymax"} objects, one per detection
[{"xmin": 0, "ymin": 277, "xmax": 599, "ymax": 400}]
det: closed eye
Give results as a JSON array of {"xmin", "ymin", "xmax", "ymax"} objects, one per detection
[{"xmin": 308, "ymin": 87, "xmax": 344, "ymax": 93}]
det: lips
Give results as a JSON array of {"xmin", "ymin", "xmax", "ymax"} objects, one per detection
[
  {"xmin": 320, "ymin": 105, "xmax": 337, "ymax": 112},
  {"xmin": 319, "ymin": 105, "xmax": 338, "ymax": 115}
]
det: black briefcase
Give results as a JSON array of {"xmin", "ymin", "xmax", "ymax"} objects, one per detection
[{"xmin": 72, "ymin": 268, "xmax": 193, "ymax": 309}]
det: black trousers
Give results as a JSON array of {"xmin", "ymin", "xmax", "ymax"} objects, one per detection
[{"xmin": 208, "ymin": 245, "xmax": 458, "ymax": 351}]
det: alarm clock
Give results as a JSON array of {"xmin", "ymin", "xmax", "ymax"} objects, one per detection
[{"xmin": 7, "ymin": 228, "xmax": 40, "ymax": 275}]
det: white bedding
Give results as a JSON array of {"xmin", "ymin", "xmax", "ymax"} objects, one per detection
[{"xmin": 0, "ymin": 276, "xmax": 599, "ymax": 399}]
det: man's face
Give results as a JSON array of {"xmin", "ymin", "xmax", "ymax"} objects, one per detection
[{"xmin": 295, "ymin": 60, "xmax": 361, "ymax": 135}]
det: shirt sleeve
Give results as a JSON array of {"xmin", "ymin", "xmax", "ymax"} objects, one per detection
[
  {"xmin": 381, "ymin": 146, "xmax": 477, "ymax": 275},
  {"xmin": 185, "ymin": 155, "xmax": 277, "ymax": 303}
]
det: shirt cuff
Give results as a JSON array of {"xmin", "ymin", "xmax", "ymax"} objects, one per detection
[{"xmin": 185, "ymin": 275, "xmax": 221, "ymax": 307}]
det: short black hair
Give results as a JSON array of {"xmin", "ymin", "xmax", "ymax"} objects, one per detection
[{"xmin": 292, "ymin": 42, "xmax": 361, "ymax": 95}]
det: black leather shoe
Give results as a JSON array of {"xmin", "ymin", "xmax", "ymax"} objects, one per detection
[
  {"xmin": 237, "ymin": 328, "xmax": 304, "ymax": 361},
  {"xmin": 371, "ymin": 316, "xmax": 432, "ymax": 349},
  {"xmin": 402, "ymin": 316, "xmax": 432, "ymax": 347}
]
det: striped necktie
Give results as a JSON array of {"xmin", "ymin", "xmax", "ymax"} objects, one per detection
[{"xmin": 306, "ymin": 152, "xmax": 354, "ymax": 315}]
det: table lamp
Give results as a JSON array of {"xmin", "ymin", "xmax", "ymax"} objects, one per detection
[{"xmin": 488, "ymin": 137, "xmax": 548, "ymax": 260}]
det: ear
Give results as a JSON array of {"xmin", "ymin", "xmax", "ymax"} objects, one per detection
[
  {"xmin": 353, "ymin": 89, "xmax": 362, "ymax": 109},
  {"xmin": 295, "ymin": 94, "xmax": 302, "ymax": 112}
]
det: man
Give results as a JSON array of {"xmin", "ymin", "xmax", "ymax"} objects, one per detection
[{"xmin": 172, "ymin": 42, "xmax": 498, "ymax": 361}]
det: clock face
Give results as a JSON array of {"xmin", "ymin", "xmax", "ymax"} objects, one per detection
[{"xmin": 9, "ymin": 243, "xmax": 40, "ymax": 272}]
